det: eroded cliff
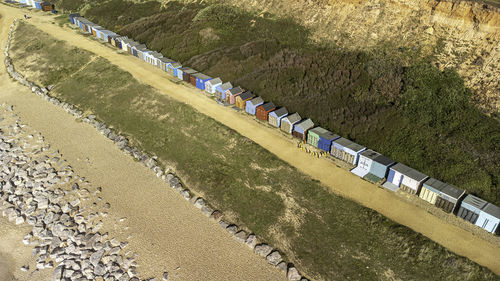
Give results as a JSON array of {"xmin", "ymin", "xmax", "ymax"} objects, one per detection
[{"xmin": 171, "ymin": 0, "xmax": 499, "ymax": 113}]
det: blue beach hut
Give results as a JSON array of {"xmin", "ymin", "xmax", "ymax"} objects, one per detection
[{"xmin": 193, "ymin": 73, "xmax": 212, "ymax": 90}]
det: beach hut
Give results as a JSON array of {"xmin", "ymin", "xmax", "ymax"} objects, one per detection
[
  {"xmin": 307, "ymin": 127, "xmax": 340, "ymax": 152},
  {"xmin": 144, "ymin": 51, "xmax": 163, "ymax": 66},
  {"xmin": 352, "ymin": 149, "xmax": 380, "ymax": 178},
  {"xmin": 158, "ymin": 57, "xmax": 173, "ymax": 71},
  {"xmin": 216, "ymin": 82, "xmax": 232, "ymax": 100},
  {"xmin": 100, "ymin": 30, "xmax": 114, "ymax": 42},
  {"xmin": 128, "ymin": 42, "xmax": 141, "ymax": 55},
  {"xmin": 293, "ymin": 119, "xmax": 314, "ymax": 140},
  {"xmin": 119, "ymin": 37, "xmax": 131, "ymax": 52},
  {"xmin": 205, "ymin": 78, "xmax": 222, "ymax": 94},
  {"xmin": 69, "ymin": 13, "xmax": 80, "ymax": 25},
  {"xmin": 138, "ymin": 47, "xmax": 151, "ymax": 61},
  {"xmin": 78, "ymin": 19, "xmax": 93, "ymax": 33},
  {"xmin": 107, "ymin": 34, "xmax": 119, "ymax": 46},
  {"xmin": 235, "ymin": 91, "xmax": 255, "ymax": 109},
  {"xmin": 351, "ymin": 150, "xmax": 395, "ymax": 180},
  {"xmin": 382, "ymin": 163, "xmax": 428, "ymax": 193},
  {"xmin": 280, "ymin": 113, "xmax": 301, "ymax": 134},
  {"xmin": 180, "ymin": 68, "xmax": 198, "ymax": 83},
  {"xmin": 226, "ymin": 87, "xmax": 244, "ymax": 104},
  {"xmin": 130, "ymin": 43, "xmax": 143, "ymax": 57},
  {"xmin": 476, "ymin": 203, "xmax": 500, "ymax": 234},
  {"xmin": 246, "ymin": 96, "xmax": 264, "ymax": 115},
  {"xmin": 131, "ymin": 44, "xmax": 146, "ymax": 58},
  {"xmin": 457, "ymin": 195, "xmax": 500, "ymax": 234},
  {"xmin": 167, "ymin": 62, "xmax": 182, "ymax": 77},
  {"xmin": 457, "ymin": 195, "xmax": 487, "ymax": 225},
  {"xmin": 90, "ymin": 25, "xmax": 103, "ymax": 38},
  {"xmin": 268, "ymin": 107, "xmax": 288, "ymax": 128},
  {"xmin": 330, "ymin": 138, "xmax": 366, "ymax": 166},
  {"xmin": 418, "ymin": 178, "xmax": 465, "ymax": 213},
  {"xmin": 193, "ymin": 73, "xmax": 212, "ymax": 90},
  {"xmin": 256, "ymin": 102, "xmax": 276, "ymax": 121},
  {"xmin": 41, "ymin": 2, "xmax": 53, "ymax": 11}
]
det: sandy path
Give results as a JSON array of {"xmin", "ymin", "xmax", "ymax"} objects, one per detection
[
  {"xmin": 0, "ymin": 7, "xmax": 285, "ymax": 281},
  {"xmin": 1, "ymin": 4, "xmax": 500, "ymax": 276}
]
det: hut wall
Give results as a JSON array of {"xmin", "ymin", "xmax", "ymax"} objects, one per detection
[
  {"xmin": 400, "ymin": 176, "xmax": 420, "ymax": 194},
  {"xmin": 190, "ymin": 76, "xmax": 197, "ymax": 86},
  {"xmin": 475, "ymin": 212, "xmax": 500, "ymax": 233},
  {"xmin": 281, "ymin": 121, "xmax": 295, "ymax": 134},
  {"xmin": 457, "ymin": 206, "xmax": 480, "ymax": 224},
  {"xmin": 256, "ymin": 107, "xmax": 268, "ymax": 121},
  {"xmin": 292, "ymin": 130, "xmax": 305, "ymax": 140},
  {"xmin": 370, "ymin": 162, "xmax": 390, "ymax": 179},
  {"xmin": 419, "ymin": 187, "xmax": 438, "ymax": 204},
  {"xmin": 268, "ymin": 115, "xmax": 279, "ymax": 127},
  {"xmin": 307, "ymin": 132, "xmax": 320, "ymax": 147},
  {"xmin": 435, "ymin": 197, "xmax": 455, "ymax": 213}
]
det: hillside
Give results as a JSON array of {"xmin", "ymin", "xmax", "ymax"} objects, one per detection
[{"xmin": 51, "ymin": 0, "xmax": 500, "ymax": 206}]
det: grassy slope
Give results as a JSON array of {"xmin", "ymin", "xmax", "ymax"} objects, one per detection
[
  {"xmin": 9, "ymin": 21, "xmax": 499, "ymax": 281},
  {"xmin": 89, "ymin": 1, "xmax": 500, "ymax": 206}
]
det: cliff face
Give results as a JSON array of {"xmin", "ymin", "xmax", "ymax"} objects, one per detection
[{"xmin": 171, "ymin": 0, "xmax": 500, "ymax": 113}]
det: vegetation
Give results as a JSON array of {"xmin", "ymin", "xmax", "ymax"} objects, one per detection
[
  {"xmin": 9, "ymin": 22, "xmax": 500, "ymax": 281},
  {"xmin": 68, "ymin": 1, "xmax": 500, "ymax": 205}
]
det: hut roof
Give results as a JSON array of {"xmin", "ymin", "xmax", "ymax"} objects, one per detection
[
  {"xmin": 462, "ymin": 194, "xmax": 488, "ymax": 210},
  {"xmin": 249, "ymin": 97, "xmax": 264, "ymax": 105},
  {"xmin": 391, "ymin": 163, "xmax": 427, "ymax": 181},
  {"xmin": 193, "ymin": 73, "xmax": 212, "ymax": 80},
  {"xmin": 170, "ymin": 62, "xmax": 182, "ymax": 68},
  {"xmin": 150, "ymin": 51, "xmax": 163, "ymax": 58},
  {"xmin": 229, "ymin": 86, "xmax": 243, "ymax": 94},
  {"xmin": 220, "ymin": 82, "xmax": 233, "ymax": 90},
  {"xmin": 312, "ymin": 127, "xmax": 339, "ymax": 141},
  {"xmin": 209, "ymin": 78, "xmax": 222, "ymax": 85},
  {"xmin": 373, "ymin": 154, "xmax": 395, "ymax": 166},
  {"xmin": 284, "ymin": 113, "xmax": 301, "ymax": 124},
  {"xmin": 424, "ymin": 178, "xmax": 464, "ymax": 200},
  {"xmin": 260, "ymin": 102, "xmax": 276, "ymax": 111},
  {"xmin": 159, "ymin": 57, "xmax": 174, "ymax": 63},
  {"xmin": 483, "ymin": 203, "xmax": 500, "ymax": 218},
  {"xmin": 295, "ymin": 119, "xmax": 314, "ymax": 130},
  {"xmin": 333, "ymin": 138, "xmax": 366, "ymax": 153},
  {"xmin": 272, "ymin": 107, "xmax": 288, "ymax": 118},
  {"xmin": 238, "ymin": 91, "xmax": 255, "ymax": 101},
  {"xmin": 101, "ymin": 30, "xmax": 116, "ymax": 36},
  {"xmin": 179, "ymin": 67, "xmax": 197, "ymax": 74},
  {"xmin": 361, "ymin": 149, "xmax": 380, "ymax": 160}
]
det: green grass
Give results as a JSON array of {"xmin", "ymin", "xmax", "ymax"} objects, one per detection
[
  {"xmin": 9, "ymin": 21, "xmax": 92, "ymax": 86},
  {"xmin": 9, "ymin": 22, "xmax": 500, "ymax": 281}
]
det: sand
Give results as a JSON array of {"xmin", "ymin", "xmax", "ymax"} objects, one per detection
[{"xmin": 0, "ymin": 3, "xmax": 499, "ymax": 277}]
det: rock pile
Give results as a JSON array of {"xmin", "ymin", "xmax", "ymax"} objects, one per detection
[
  {"xmin": 0, "ymin": 105, "xmax": 143, "ymax": 280},
  {"xmin": 4, "ymin": 19, "xmax": 309, "ymax": 280}
]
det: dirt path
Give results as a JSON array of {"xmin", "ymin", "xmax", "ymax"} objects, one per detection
[
  {"xmin": 0, "ymin": 7, "xmax": 285, "ymax": 281},
  {"xmin": 1, "ymin": 5, "xmax": 500, "ymax": 276}
]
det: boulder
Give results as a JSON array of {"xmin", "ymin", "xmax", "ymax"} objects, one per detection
[{"xmin": 254, "ymin": 244, "xmax": 273, "ymax": 257}]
